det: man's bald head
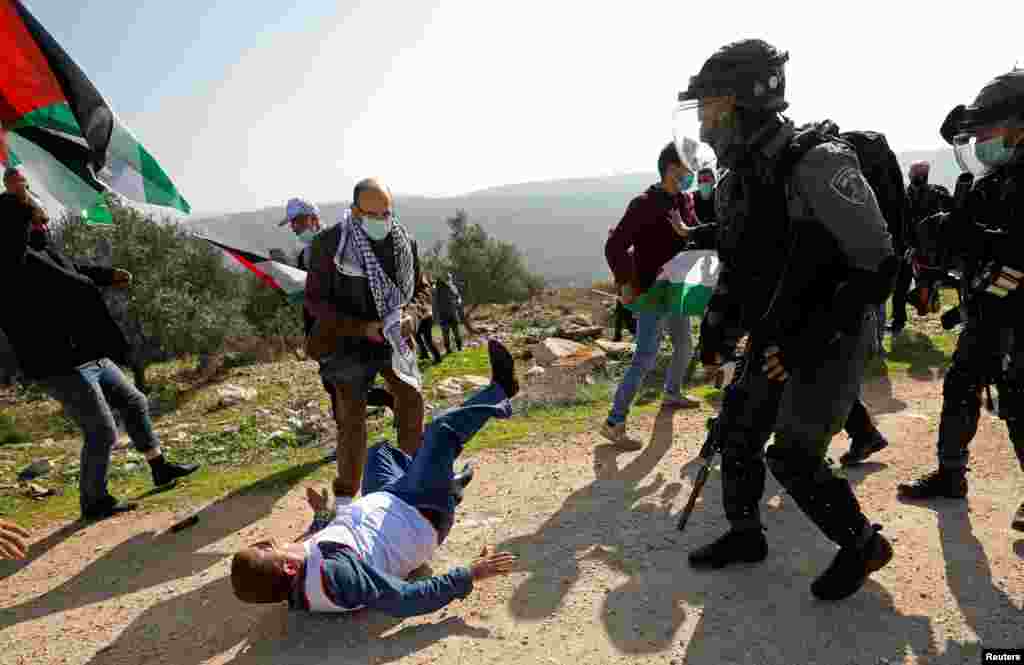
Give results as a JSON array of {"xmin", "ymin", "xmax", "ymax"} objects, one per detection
[{"xmin": 352, "ymin": 178, "xmax": 393, "ymax": 217}]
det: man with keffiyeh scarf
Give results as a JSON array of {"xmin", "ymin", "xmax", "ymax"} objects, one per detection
[{"xmin": 305, "ymin": 178, "xmax": 433, "ymax": 504}]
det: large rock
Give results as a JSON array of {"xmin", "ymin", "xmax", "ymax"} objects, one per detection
[
  {"xmin": 217, "ymin": 384, "xmax": 258, "ymax": 408},
  {"xmin": 531, "ymin": 338, "xmax": 586, "ymax": 365}
]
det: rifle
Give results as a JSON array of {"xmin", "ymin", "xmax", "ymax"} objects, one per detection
[{"xmin": 678, "ymin": 416, "xmax": 720, "ymax": 532}]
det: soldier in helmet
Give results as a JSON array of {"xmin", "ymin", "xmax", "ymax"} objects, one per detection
[
  {"xmin": 897, "ymin": 70, "xmax": 1024, "ymax": 533},
  {"xmin": 675, "ymin": 39, "xmax": 898, "ymax": 600}
]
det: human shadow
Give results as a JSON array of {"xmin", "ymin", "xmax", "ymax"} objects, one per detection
[
  {"xmin": 861, "ymin": 359, "xmax": 908, "ymax": 416},
  {"xmin": 497, "ymin": 407, "xmax": 682, "ymax": 622},
  {"xmin": 0, "ymin": 458, "xmax": 327, "ymax": 631},
  {"xmin": 81, "ymin": 575, "xmax": 492, "ymax": 665},
  {"xmin": 595, "ymin": 438, "xmax": 940, "ymax": 661},
  {"xmin": 0, "ymin": 520, "xmax": 87, "ymax": 585},
  {"xmin": 888, "ymin": 330, "xmax": 952, "ymax": 381},
  {"xmin": 931, "ymin": 501, "xmax": 1023, "ymax": 661}
]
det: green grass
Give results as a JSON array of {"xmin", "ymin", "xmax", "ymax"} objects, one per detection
[{"xmin": 0, "ymin": 297, "xmax": 962, "ymax": 529}]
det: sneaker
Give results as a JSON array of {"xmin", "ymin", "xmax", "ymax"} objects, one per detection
[
  {"xmin": 451, "ymin": 462, "xmax": 475, "ymax": 502},
  {"xmin": 1013, "ymin": 500, "xmax": 1024, "ymax": 533},
  {"xmin": 688, "ymin": 529, "xmax": 768, "ymax": 569},
  {"xmin": 840, "ymin": 430, "xmax": 890, "ymax": 466},
  {"xmin": 663, "ymin": 394, "xmax": 701, "ymax": 409},
  {"xmin": 599, "ymin": 422, "xmax": 643, "ymax": 451},
  {"xmin": 811, "ymin": 525, "xmax": 893, "ymax": 601},
  {"xmin": 897, "ymin": 468, "xmax": 968, "ymax": 500}
]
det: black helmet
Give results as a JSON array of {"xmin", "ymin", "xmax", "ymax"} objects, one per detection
[
  {"xmin": 941, "ymin": 68, "xmax": 1024, "ymax": 145},
  {"xmin": 679, "ymin": 39, "xmax": 790, "ymax": 111}
]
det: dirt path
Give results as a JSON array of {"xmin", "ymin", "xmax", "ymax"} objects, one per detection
[{"xmin": 0, "ymin": 374, "xmax": 1021, "ymax": 665}]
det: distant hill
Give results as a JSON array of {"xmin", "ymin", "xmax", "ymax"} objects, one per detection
[{"xmin": 186, "ymin": 147, "xmax": 958, "ymax": 286}]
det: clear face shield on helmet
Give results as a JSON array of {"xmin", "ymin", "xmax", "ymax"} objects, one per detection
[
  {"xmin": 672, "ymin": 98, "xmax": 719, "ymax": 181},
  {"xmin": 951, "ymin": 121, "xmax": 1024, "ymax": 178}
]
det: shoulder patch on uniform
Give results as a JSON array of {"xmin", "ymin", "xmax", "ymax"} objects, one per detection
[{"xmin": 829, "ymin": 166, "xmax": 870, "ymax": 205}]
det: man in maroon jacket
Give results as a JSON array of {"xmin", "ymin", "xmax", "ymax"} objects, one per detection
[{"xmin": 603, "ymin": 143, "xmax": 701, "ymax": 450}]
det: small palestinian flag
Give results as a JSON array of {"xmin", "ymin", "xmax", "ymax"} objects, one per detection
[
  {"xmin": 202, "ymin": 237, "xmax": 306, "ymax": 304},
  {"xmin": 625, "ymin": 249, "xmax": 720, "ymax": 316},
  {"xmin": 0, "ymin": 0, "xmax": 189, "ymax": 224}
]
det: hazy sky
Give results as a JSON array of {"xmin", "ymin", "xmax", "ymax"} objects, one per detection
[{"xmin": 25, "ymin": 0, "xmax": 1024, "ymax": 215}]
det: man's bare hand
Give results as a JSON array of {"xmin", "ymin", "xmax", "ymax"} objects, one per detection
[
  {"xmin": 0, "ymin": 519, "xmax": 29, "ymax": 560},
  {"xmin": 668, "ymin": 208, "xmax": 691, "ymax": 238},
  {"xmin": 306, "ymin": 486, "xmax": 329, "ymax": 514},
  {"xmin": 111, "ymin": 268, "xmax": 132, "ymax": 290},
  {"xmin": 470, "ymin": 545, "xmax": 518, "ymax": 581},
  {"xmin": 762, "ymin": 345, "xmax": 789, "ymax": 382},
  {"xmin": 364, "ymin": 321, "xmax": 385, "ymax": 344},
  {"xmin": 703, "ymin": 351, "xmax": 723, "ymax": 385},
  {"xmin": 400, "ymin": 314, "xmax": 416, "ymax": 339}
]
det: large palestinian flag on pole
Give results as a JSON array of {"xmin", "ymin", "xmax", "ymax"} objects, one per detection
[
  {"xmin": 625, "ymin": 249, "xmax": 721, "ymax": 317},
  {"xmin": 201, "ymin": 236, "xmax": 307, "ymax": 305},
  {"xmin": 0, "ymin": 0, "xmax": 189, "ymax": 224}
]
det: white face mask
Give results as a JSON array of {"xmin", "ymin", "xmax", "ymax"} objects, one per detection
[{"xmin": 296, "ymin": 229, "xmax": 317, "ymax": 246}]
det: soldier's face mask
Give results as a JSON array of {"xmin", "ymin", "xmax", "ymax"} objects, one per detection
[{"xmin": 953, "ymin": 123, "xmax": 1024, "ymax": 177}]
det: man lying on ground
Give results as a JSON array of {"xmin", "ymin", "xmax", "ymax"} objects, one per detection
[{"xmin": 230, "ymin": 339, "xmax": 519, "ymax": 616}]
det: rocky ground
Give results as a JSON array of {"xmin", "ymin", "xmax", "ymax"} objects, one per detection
[{"xmin": 0, "ymin": 288, "xmax": 1021, "ymax": 664}]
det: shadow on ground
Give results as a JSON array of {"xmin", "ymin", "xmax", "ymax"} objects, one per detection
[
  {"xmin": 0, "ymin": 459, "xmax": 327, "ymax": 632},
  {"xmin": 497, "ymin": 408, "xmax": 943, "ymax": 663},
  {"xmin": 81, "ymin": 575, "xmax": 490, "ymax": 665}
]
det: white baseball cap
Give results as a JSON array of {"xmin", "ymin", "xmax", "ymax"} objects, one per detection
[{"xmin": 278, "ymin": 197, "xmax": 320, "ymax": 226}]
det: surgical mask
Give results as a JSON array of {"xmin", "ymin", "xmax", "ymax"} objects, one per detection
[
  {"xmin": 675, "ymin": 172, "xmax": 694, "ymax": 192},
  {"xmin": 975, "ymin": 136, "xmax": 1014, "ymax": 167},
  {"xmin": 296, "ymin": 229, "xmax": 317, "ymax": 246},
  {"xmin": 698, "ymin": 182, "xmax": 714, "ymax": 198},
  {"xmin": 359, "ymin": 216, "xmax": 392, "ymax": 241}
]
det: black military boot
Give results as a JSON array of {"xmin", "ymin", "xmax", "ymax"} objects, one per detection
[
  {"xmin": 688, "ymin": 528, "xmax": 768, "ymax": 569},
  {"xmin": 811, "ymin": 524, "xmax": 893, "ymax": 601},
  {"xmin": 840, "ymin": 429, "xmax": 890, "ymax": 466},
  {"xmin": 1013, "ymin": 500, "xmax": 1024, "ymax": 533},
  {"xmin": 897, "ymin": 468, "xmax": 967, "ymax": 500}
]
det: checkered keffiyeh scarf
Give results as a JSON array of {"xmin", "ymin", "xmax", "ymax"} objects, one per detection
[
  {"xmin": 334, "ymin": 210, "xmax": 421, "ymax": 390},
  {"xmin": 334, "ymin": 211, "xmax": 415, "ymax": 320}
]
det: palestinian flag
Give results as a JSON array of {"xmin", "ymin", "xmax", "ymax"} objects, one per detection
[
  {"xmin": 202, "ymin": 236, "xmax": 306, "ymax": 304},
  {"xmin": 625, "ymin": 249, "xmax": 720, "ymax": 317},
  {"xmin": 0, "ymin": 0, "xmax": 189, "ymax": 224}
]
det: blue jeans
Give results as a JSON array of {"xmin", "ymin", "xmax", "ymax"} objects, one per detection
[
  {"xmin": 42, "ymin": 358, "xmax": 159, "ymax": 514},
  {"xmin": 608, "ymin": 312, "xmax": 692, "ymax": 426},
  {"xmin": 362, "ymin": 383, "xmax": 512, "ymax": 544}
]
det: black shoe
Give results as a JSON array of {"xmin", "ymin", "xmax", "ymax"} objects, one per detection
[
  {"xmin": 840, "ymin": 430, "xmax": 889, "ymax": 466},
  {"xmin": 151, "ymin": 456, "xmax": 200, "ymax": 487},
  {"xmin": 1013, "ymin": 501, "xmax": 1024, "ymax": 533},
  {"xmin": 487, "ymin": 339, "xmax": 519, "ymax": 399},
  {"xmin": 82, "ymin": 496, "xmax": 138, "ymax": 522},
  {"xmin": 451, "ymin": 462, "xmax": 475, "ymax": 501},
  {"xmin": 688, "ymin": 529, "xmax": 768, "ymax": 570},
  {"xmin": 811, "ymin": 525, "xmax": 893, "ymax": 601},
  {"xmin": 897, "ymin": 468, "xmax": 967, "ymax": 500}
]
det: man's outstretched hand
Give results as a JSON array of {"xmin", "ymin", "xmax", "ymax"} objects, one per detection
[
  {"xmin": 0, "ymin": 519, "xmax": 29, "ymax": 559},
  {"xmin": 470, "ymin": 545, "xmax": 517, "ymax": 581}
]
